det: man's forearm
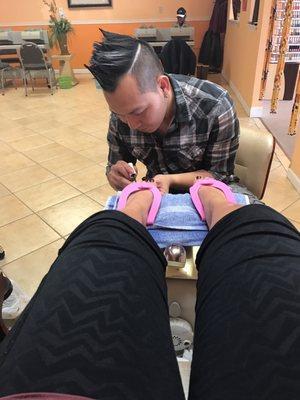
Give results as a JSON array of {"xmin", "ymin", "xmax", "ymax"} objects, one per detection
[{"xmin": 167, "ymin": 170, "xmax": 213, "ymax": 189}]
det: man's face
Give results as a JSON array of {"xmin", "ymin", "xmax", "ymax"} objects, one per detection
[
  {"xmin": 104, "ymin": 74, "xmax": 168, "ymax": 133},
  {"xmin": 177, "ymin": 15, "xmax": 186, "ymax": 27}
]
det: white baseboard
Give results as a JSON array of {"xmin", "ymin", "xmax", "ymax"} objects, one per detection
[
  {"xmin": 74, "ymin": 69, "xmax": 90, "ymax": 74},
  {"xmin": 249, "ymin": 106, "xmax": 263, "ymax": 118},
  {"xmin": 221, "ymin": 72, "xmax": 263, "ymax": 117},
  {"xmin": 287, "ymin": 168, "xmax": 300, "ymax": 194}
]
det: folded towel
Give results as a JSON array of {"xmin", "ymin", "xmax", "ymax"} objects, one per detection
[
  {"xmin": 105, "ymin": 192, "xmax": 249, "ymax": 231},
  {"xmin": 149, "ymin": 229, "xmax": 206, "ymax": 248},
  {"xmin": 105, "ymin": 192, "xmax": 249, "ymax": 246}
]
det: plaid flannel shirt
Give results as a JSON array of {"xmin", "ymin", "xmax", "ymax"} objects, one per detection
[{"xmin": 107, "ymin": 74, "xmax": 240, "ymax": 178}]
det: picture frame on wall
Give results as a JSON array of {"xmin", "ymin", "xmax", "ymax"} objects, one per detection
[{"xmin": 68, "ymin": 0, "xmax": 112, "ymax": 7}]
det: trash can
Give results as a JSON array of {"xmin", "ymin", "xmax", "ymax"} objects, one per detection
[{"xmin": 58, "ymin": 76, "xmax": 73, "ymax": 89}]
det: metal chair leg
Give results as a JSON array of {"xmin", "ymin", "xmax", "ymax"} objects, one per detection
[
  {"xmin": 0, "ymin": 69, "xmax": 5, "ymax": 96},
  {"xmin": 22, "ymin": 69, "xmax": 28, "ymax": 97},
  {"xmin": 29, "ymin": 72, "xmax": 34, "ymax": 92},
  {"xmin": 48, "ymin": 68, "xmax": 54, "ymax": 95}
]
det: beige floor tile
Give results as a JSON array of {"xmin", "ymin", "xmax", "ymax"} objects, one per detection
[
  {"xmin": 15, "ymin": 178, "xmax": 80, "ymax": 212},
  {"xmin": 239, "ymin": 117, "xmax": 262, "ymax": 130},
  {"xmin": 25, "ymin": 119, "xmax": 63, "ymax": 134},
  {"xmin": 271, "ymin": 160, "xmax": 281, "ymax": 171},
  {"xmin": 86, "ymin": 184, "xmax": 116, "ymax": 206},
  {"xmin": 70, "ymin": 120, "xmax": 103, "ymax": 134},
  {"xmin": 2, "ymin": 239, "xmax": 64, "ymax": 298},
  {"xmin": 40, "ymin": 125, "xmax": 83, "ymax": 140},
  {"xmin": 14, "ymin": 116, "xmax": 41, "ymax": 127},
  {"xmin": 55, "ymin": 131, "xmax": 104, "ymax": 152},
  {"xmin": 1, "ymin": 118, "xmax": 22, "ymax": 131},
  {"xmin": 0, "ymin": 184, "xmax": 10, "ymax": 198},
  {"xmin": 0, "ymin": 141, "xmax": 15, "ymax": 156},
  {"xmin": 38, "ymin": 194, "xmax": 102, "ymax": 236},
  {"xmin": 54, "ymin": 112, "xmax": 84, "ymax": 124},
  {"xmin": 254, "ymin": 118, "xmax": 268, "ymax": 131},
  {"xmin": 0, "ymin": 194, "xmax": 32, "ymax": 226},
  {"xmin": 0, "ymin": 215, "xmax": 60, "ymax": 265},
  {"xmin": 282, "ymin": 199, "xmax": 300, "ymax": 223},
  {"xmin": 275, "ymin": 144, "xmax": 291, "ymax": 170},
  {"xmin": 41, "ymin": 152, "xmax": 95, "ymax": 176},
  {"xmin": 178, "ymin": 360, "xmax": 191, "ymax": 399},
  {"xmin": 78, "ymin": 144, "xmax": 108, "ymax": 163},
  {"xmin": 0, "ymin": 164, "xmax": 55, "ymax": 192},
  {"xmin": 0, "ymin": 152, "xmax": 35, "ymax": 175},
  {"xmin": 4, "ymin": 107, "xmax": 33, "ymax": 120},
  {"xmin": 263, "ymin": 166, "xmax": 300, "ymax": 212},
  {"xmin": 23, "ymin": 142, "xmax": 75, "ymax": 163},
  {"xmin": 62, "ymin": 165, "xmax": 107, "ymax": 192},
  {"xmin": 0, "ymin": 126, "xmax": 37, "ymax": 143},
  {"xmin": 9, "ymin": 134, "xmax": 53, "ymax": 152}
]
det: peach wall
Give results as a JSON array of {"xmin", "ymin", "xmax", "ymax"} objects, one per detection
[
  {"xmin": 0, "ymin": 0, "xmax": 212, "ymax": 68},
  {"xmin": 2, "ymin": 21, "xmax": 209, "ymax": 68},
  {"xmin": 222, "ymin": 0, "xmax": 272, "ymax": 111},
  {"xmin": 0, "ymin": 0, "xmax": 212, "ymax": 23}
]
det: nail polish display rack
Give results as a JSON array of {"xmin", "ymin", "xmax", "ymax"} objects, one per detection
[{"xmin": 270, "ymin": 0, "xmax": 300, "ymax": 63}]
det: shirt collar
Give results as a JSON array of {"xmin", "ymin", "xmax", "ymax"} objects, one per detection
[{"xmin": 169, "ymin": 74, "xmax": 192, "ymax": 123}]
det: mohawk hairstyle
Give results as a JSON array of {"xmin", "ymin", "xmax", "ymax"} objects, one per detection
[{"xmin": 85, "ymin": 29, "xmax": 164, "ymax": 93}]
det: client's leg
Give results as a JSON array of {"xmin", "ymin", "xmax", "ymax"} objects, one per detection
[
  {"xmin": 0, "ymin": 191, "xmax": 184, "ymax": 400},
  {"xmin": 189, "ymin": 186, "xmax": 300, "ymax": 400}
]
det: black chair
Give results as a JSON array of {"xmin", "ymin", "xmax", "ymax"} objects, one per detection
[
  {"xmin": 0, "ymin": 60, "xmax": 18, "ymax": 95},
  {"xmin": 160, "ymin": 38, "xmax": 196, "ymax": 76},
  {"xmin": 18, "ymin": 42, "xmax": 56, "ymax": 96}
]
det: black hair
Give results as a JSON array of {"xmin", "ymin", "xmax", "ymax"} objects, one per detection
[
  {"xmin": 85, "ymin": 29, "xmax": 164, "ymax": 93},
  {"xmin": 177, "ymin": 7, "xmax": 186, "ymax": 15}
]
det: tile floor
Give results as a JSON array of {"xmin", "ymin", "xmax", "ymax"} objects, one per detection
[{"xmin": 0, "ymin": 74, "xmax": 299, "ymax": 299}]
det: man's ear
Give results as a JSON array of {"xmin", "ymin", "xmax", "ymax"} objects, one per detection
[{"xmin": 157, "ymin": 75, "xmax": 171, "ymax": 94}]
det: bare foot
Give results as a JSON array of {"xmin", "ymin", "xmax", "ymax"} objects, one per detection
[
  {"xmin": 121, "ymin": 190, "xmax": 154, "ymax": 226},
  {"xmin": 198, "ymin": 186, "xmax": 241, "ymax": 229}
]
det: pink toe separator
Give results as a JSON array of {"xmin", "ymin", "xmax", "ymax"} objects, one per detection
[
  {"xmin": 189, "ymin": 177, "xmax": 236, "ymax": 221},
  {"xmin": 117, "ymin": 181, "xmax": 161, "ymax": 225}
]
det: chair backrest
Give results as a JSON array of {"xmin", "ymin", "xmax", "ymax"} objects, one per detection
[
  {"xmin": 18, "ymin": 42, "xmax": 47, "ymax": 70},
  {"xmin": 235, "ymin": 127, "xmax": 275, "ymax": 199}
]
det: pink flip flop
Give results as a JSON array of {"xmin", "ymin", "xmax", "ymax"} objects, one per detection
[
  {"xmin": 189, "ymin": 177, "xmax": 236, "ymax": 221},
  {"xmin": 117, "ymin": 181, "xmax": 162, "ymax": 225}
]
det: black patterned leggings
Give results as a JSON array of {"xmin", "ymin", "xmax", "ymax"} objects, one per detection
[{"xmin": 0, "ymin": 205, "xmax": 300, "ymax": 400}]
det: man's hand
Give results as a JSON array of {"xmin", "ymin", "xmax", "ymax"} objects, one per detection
[{"xmin": 107, "ymin": 161, "xmax": 138, "ymax": 191}]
